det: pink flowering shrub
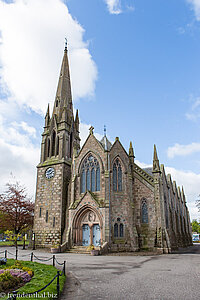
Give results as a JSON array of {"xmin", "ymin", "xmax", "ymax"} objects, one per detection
[{"xmin": 0, "ymin": 268, "xmax": 32, "ymax": 283}]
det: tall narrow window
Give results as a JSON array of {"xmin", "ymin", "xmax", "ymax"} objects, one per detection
[
  {"xmin": 81, "ymin": 168, "xmax": 86, "ymax": 193},
  {"xmin": 46, "ymin": 210, "xmax": 48, "ymax": 223},
  {"xmin": 96, "ymin": 167, "xmax": 100, "ymax": 191},
  {"xmin": 56, "ymin": 136, "xmax": 59, "ymax": 156},
  {"xmin": 86, "ymin": 169, "xmax": 90, "ymax": 191},
  {"xmin": 47, "ymin": 139, "xmax": 50, "ymax": 158},
  {"xmin": 39, "ymin": 207, "xmax": 42, "ymax": 218},
  {"xmin": 114, "ymin": 223, "xmax": 118, "ymax": 238},
  {"xmin": 113, "ymin": 163, "xmax": 117, "ymax": 191},
  {"xmin": 113, "ymin": 158, "xmax": 122, "ymax": 191},
  {"xmin": 91, "ymin": 168, "xmax": 95, "ymax": 192},
  {"xmin": 53, "ymin": 217, "xmax": 55, "ymax": 228},
  {"xmin": 119, "ymin": 224, "xmax": 124, "ymax": 237},
  {"xmin": 52, "ymin": 131, "xmax": 56, "ymax": 156},
  {"xmin": 141, "ymin": 200, "xmax": 148, "ymax": 224},
  {"xmin": 80, "ymin": 154, "xmax": 100, "ymax": 192}
]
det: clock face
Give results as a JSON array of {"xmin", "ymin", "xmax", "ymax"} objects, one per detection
[{"xmin": 45, "ymin": 167, "xmax": 55, "ymax": 179}]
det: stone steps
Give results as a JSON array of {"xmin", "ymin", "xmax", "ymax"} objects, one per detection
[{"xmin": 66, "ymin": 246, "xmax": 100, "ymax": 254}]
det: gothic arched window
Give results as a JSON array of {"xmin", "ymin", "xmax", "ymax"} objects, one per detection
[
  {"xmin": 51, "ymin": 130, "xmax": 56, "ymax": 156},
  {"xmin": 119, "ymin": 224, "xmax": 124, "ymax": 237},
  {"xmin": 47, "ymin": 138, "xmax": 50, "ymax": 158},
  {"xmin": 141, "ymin": 200, "xmax": 148, "ymax": 224},
  {"xmin": 114, "ymin": 223, "xmax": 118, "ymax": 237},
  {"xmin": 56, "ymin": 136, "xmax": 59, "ymax": 156},
  {"xmin": 113, "ymin": 158, "xmax": 122, "ymax": 192},
  {"xmin": 80, "ymin": 154, "xmax": 100, "ymax": 193}
]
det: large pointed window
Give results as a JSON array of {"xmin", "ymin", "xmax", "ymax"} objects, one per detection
[
  {"xmin": 80, "ymin": 154, "xmax": 100, "ymax": 193},
  {"xmin": 141, "ymin": 199, "xmax": 148, "ymax": 224},
  {"xmin": 113, "ymin": 158, "xmax": 122, "ymax": 192},
  {"xmin": 51, "ymin": 130, "xmax": 56, "ymax": 156}
]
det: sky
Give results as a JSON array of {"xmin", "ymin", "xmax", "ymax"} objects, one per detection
[{"xmin": 0, "ymin": 0, "xmax": 200, "ymax": 221}]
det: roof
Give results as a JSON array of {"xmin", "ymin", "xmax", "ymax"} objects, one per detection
[
  {"xmin": 142, "ymin": 167, "xmax": 153, "ymax": 177},
  {"xmin": 99, "ymin": 136, "xmax": 112, "ymax": 151}
]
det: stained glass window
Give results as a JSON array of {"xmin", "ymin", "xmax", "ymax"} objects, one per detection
[
  {"xmin": 114, "ymin": 223, "xmax": 118, "ymax": 237},
  {"xmin": 141, "ymin": 200, "xmax": 148, "ymax": 224},
  {"xmin": 80, "ymin": 154, "xmax": 100, "ymax": 193},
  {"xmin": 113, "ymin": 158, "xmax": 122, "ymax": 191}
]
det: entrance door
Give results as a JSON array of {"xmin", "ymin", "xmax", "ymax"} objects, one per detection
[
  {"xmin": 82, "ymin": 224, "xmax": 90, "ymax": 246},
  {"xmin": 93, "ymin": 224, "xmax": 101, "ymax": 246}
]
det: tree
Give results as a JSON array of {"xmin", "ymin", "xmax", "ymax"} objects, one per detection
[
  {"xmin": 191, "ymin": 219, "xmax": 200, "ymax": 233},
  {"xmin": 0, "ymin": 182, "xmax": 34, "ymax": 247}
]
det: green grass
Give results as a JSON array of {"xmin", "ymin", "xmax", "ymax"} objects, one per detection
[
  {"xmin": 0, "ymin": 259, "xmax": 66, "ymax": 299},
  {"xmin": 0, "ymin": 241, "xmax": 29, "ymax": 246}
]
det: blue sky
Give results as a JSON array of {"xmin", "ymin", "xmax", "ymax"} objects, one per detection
[{"xmin": 0, "ymin": 0, "xmax": 200, "ymax": 220}]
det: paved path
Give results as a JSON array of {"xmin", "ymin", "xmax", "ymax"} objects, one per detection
[{"xmin": 1, "ymin": 245, "xmax": 200, "ymax": 300}]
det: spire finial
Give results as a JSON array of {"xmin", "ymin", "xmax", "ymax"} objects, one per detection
[
  {"xmin": 104, "ymin": 125, "xmax": 106, "ymax": 137},
  {"xmin": 65, "ymin": 37, "xmax": 68, "ymax": 50}
]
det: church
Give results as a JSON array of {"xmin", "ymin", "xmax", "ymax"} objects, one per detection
[{"xmin": 33, "ymin": 44, "xmax": 192, "ymax": 253}]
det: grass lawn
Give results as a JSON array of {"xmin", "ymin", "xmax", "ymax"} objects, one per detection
[
  {"xmin": 0, "ymin": 241, "xmax": 29, "ymax": 246},
  {"xmin": 0, "ymin": 259, "xmax": 66, "ymax": 299}
]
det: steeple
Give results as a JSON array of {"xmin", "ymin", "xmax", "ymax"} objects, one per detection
[
  {"xmin": 53, "ymin": 42, "xmax": 73, "ymax": 118},
  {"xmin": 152, "ymin": 144, "xmax": 160, "ymax": 173}
]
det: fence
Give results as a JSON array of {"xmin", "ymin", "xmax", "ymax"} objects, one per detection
[{"xmin": 0, "ymin": 249, "xmax": 66, "ymax": 299}]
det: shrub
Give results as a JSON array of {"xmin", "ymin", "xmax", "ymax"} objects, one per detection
[{"xmin": 0, "ymin": 270, "xmax": 22, "ymax": 291}]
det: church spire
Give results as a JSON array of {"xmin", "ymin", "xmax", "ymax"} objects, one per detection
[
  {"xmin": 53, "ymin": 41, "xmax": 73, "ymax": 117},
  {"xmin": 152, "ymin": 144, "xmax": 160, "ymax": 173}
]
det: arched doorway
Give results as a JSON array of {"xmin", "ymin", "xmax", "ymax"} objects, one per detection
[{"xmin": 72, "ymin": 206, "xmax": 102, "ymax": 246}]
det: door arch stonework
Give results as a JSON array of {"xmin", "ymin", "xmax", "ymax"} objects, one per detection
[{"xmin": 72, "ymin": 205, "xmax": 103, "ymax": 246}]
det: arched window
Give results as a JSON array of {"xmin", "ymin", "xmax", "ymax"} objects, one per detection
[
  {"xmin": 113, "ymin": 158, "xmax": 122, "ymax": 192},
  {"xmin": 120, "ymin": 224, "xmax": 124, "ymax": 237},
  {"xmin": 81, "ymin": 168, "xmax": 86, "ymax": 193},
  {"xmin": 114, "ymin": 222, "xmax": 124, "ymax": 238},
  {"xmin": 51, "ymin": 131, "xmax": 56, "ymax": 156},
  {"xmin": 80, "ymin": 154, "xmax": 100, "ymax": 193},
  {"xmin": 56, "ymin": 136, "xmax": 59, "ymax": 156},
  {"xmin": 47, "ymin": 138, "xmax": 50, "ymax": 158},
  {"xmin": 141, "ymin": 200, "xmax": 148, "ymax": 224},
  {"xmin": 114, "ymin": 223, "xmax": 118, "ymax": 237}
]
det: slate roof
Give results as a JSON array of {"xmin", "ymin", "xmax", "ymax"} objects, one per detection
[
  {"xmin": 142, "ymin": 167, "xmax": 153, "ymax": 177},
  {"xmin": 99, "ymin": 136, "xmax": 112, "ymax": 151}
]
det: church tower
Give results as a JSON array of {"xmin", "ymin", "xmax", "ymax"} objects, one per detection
[{"xmin": 33, "ymin": 44, "xmax": 80, "ymax": 247}]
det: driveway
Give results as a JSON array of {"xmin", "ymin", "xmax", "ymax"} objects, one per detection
[{"xmin": 1, "ymin": 244, "xmax": 200, "ymax": 300}]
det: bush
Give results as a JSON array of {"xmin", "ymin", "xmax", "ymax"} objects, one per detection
[{"xmin": 0, "ymin": 270, "xmax": 22, "ymax": 291}]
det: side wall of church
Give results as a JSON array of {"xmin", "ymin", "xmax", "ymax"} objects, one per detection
[
  {"xmin": 109, "ymin": 141, "xmax": 138, "ymax": 251},
  {"xmin": 134, "ymin": 175, "xmax": 156, "ymax": 250}
]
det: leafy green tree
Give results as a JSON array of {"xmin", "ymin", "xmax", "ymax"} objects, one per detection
[{"xmin": 191, "ymin": 219, "xmax": 200, "ymax": 233}]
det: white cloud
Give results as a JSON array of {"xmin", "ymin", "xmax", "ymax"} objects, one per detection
[
  {"xmin": 104, "ymin": 0, "xmax": 122, "ymax": 14},
  {"xmin": 12, "ymin": 121, "xmax": 36, "ymax": 138},
  {"xmin": 0, "ymin": 0, "xmax": 97, "ymax": 115},
  {"xmin": 187, "ymin": 0, "xmax": 200, "ymax": 21},
  {"xmin": 0, "ymin": 110, "xmax": 39, "ymax": 198},
  {"xmin": 185, "ymin": 96, "xmax": 200, "ymax": 121},
  {"xmin": 165, "ymin": 166, "xmax": 200, "ymax": 221},
  {"xmin": 167, "ymin": 142, "xmax": 200, "ymax": 158}
]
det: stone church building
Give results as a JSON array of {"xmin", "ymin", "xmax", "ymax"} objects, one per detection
[{"xmin": 33, "ymin": 45, "xmax": 192, "ymax": 253}]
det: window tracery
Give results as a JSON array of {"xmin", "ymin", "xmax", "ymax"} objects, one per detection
[
  {"xmin": 141, "ymin": 200, "xmax": 148, "ymax": 224},
  {"xmin": 80, "ymin": 154, "xmax": 100, "ymax": 193},
  {"xmin": 113, "ymin": 158, "xmax": 122, "ymax": 192}
]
